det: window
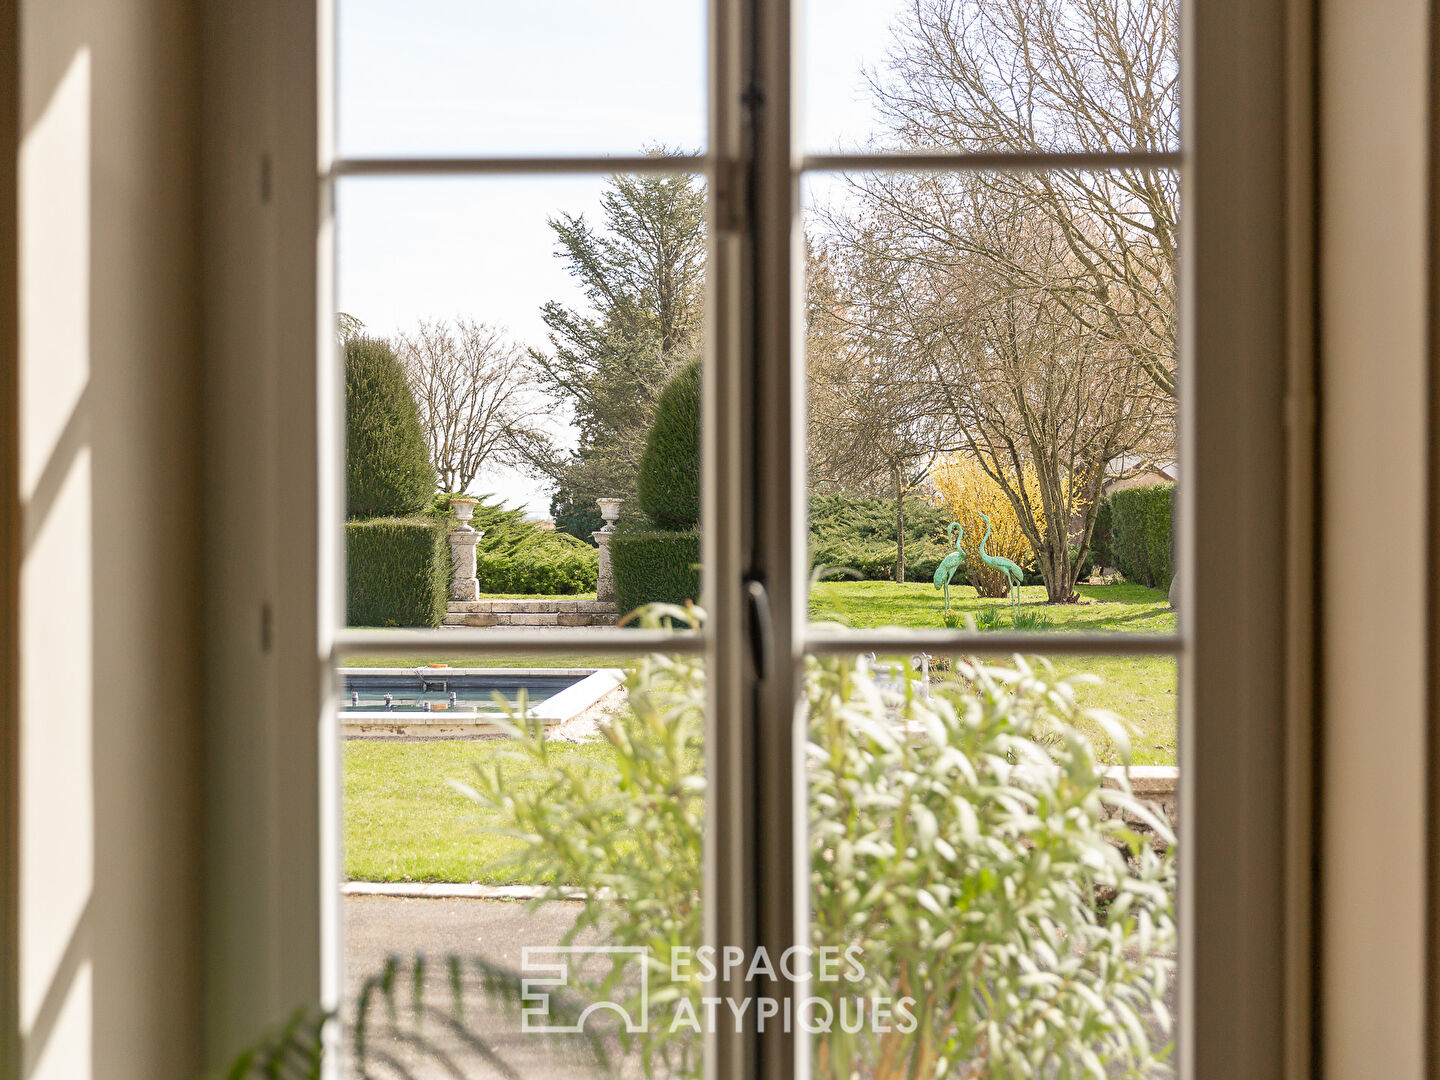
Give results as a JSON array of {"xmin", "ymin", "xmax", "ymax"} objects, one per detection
[{"xmin": 316, "ymin": 1, "xmax": 1303, "ymax": 1077}]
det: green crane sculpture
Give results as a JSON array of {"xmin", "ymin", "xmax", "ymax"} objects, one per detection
[
  {"xmin": 977, "ymin": 512, "xmax": 1026, "ymax": 615},
  {"xmin": 932, "ymin": 522, "xmax": 965, "ymax": 613}
]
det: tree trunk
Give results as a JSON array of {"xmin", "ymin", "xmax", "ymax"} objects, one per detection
[
  {"xmin": 1040, "ymin": 533, "xmax": 1079, "ymax": 603},
  {"xmin": 894, "ymin": 472, "xmax": 906, "ymax": 583}
]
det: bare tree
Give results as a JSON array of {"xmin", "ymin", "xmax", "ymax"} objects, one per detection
[
  {"xmin": 394, "ymin": 318, "xmax": 553, "ymax": 494},
  {"xmin": 801, "ymin": 0, "xmax": 1179, "ymax": 599},
  {"xmin": 821, "ymin": 178, "xmax": 1164, "ymax": 601},
  {"xmin": 808, "ymin": 238, "xmax": 955, "ymax": 581},
  {"xmin": 867, "ymin": 0, "xmax": 1180, "ymax": 401}
]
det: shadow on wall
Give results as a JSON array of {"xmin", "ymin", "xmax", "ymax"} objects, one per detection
[{"xmin": 17, "ymin": 3, "xmax": 205, "ymax": 1072}]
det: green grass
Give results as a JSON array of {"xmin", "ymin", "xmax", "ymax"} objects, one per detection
[
  {"xmin": 345, "ymin": 583, "xmax": 1176, "ymax": 758},
  {"xmin": 343, "ymin": 668, "xmax": 1171, "ymax": 886},
  {"xmin": 344, "ymin": 738, "xmax": 619, "ymax": 883},
  {"xmin": 341, "ymin": 581, "xmax": 1177, "ymax": 884},
  {"xmin": 812, "ymin": 580, "xmax": 1178, "ymax": 767},
  {"xmin": 342, "ymin": 655, "xmax": 1172, "ymax": 884},
  {"xmin": 810, "ymin": 580, "xmax": 1176, "ymax": 634}
]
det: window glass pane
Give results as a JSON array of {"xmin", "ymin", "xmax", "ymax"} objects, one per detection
[
  {"xmin": 337, "ymin": 0, "xmax": 706, "ymax": 158},
  {"xmin": 803, "ymin": 649, "xmax": 1178, "ymax": 1075},
  {"xmin": 802, "ymin": 168, "xmax": 1179, "ymax": 635},
  {"xmin": 339, "ymin": 650, "xmax": 707, "ymax": 1076},
  {"xmin": 336, "ymin": 173, "xmax": 706, "ymax": 635},
  {"xmin": 801, "ymin": 0, "xmax": 1180, "ymax": 156}
]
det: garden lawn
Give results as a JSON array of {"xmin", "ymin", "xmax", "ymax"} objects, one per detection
[
  {"xmin": 342, "ymin": 583, "xmax": 1174, "ymax": 884},
  {"xmin": 809, "ymin": 580, "xmax": 1176, "ymax": 634},
  {"xmin": 343, "ymin": 581, "xmax": 1175, "ymax": 882},
  {"xmin": 811, "ymin": 580, "xmax": 1178, "ymax": 766},
  {"xmin": 344, "ymin": 738, "xmax": 619, "ymax": 883}
]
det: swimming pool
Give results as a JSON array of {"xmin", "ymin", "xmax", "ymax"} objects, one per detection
[
  {"xmin": 340, "ymin": 669, "xmax": 585, "ymax": 716},
  {"xmin": 337, "ymin": 667, "xmax": 625, "ymax": 736}
]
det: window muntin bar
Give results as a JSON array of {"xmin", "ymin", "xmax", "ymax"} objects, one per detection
[
  {"xmin": 329, "ymin": 154, "xmax": 709, "ymax": 178},
  {"xmin": 331, "ymin": 630, "xmax": 1175, "ymax": 661},
  {"xmin": 332, "ymin": 627, "xmax": 704, "ymax": 657},
  {"xmin": 801, "ymin": 150, "xmax": 1184, "ymax": 173},
  {"xmin": 805, "ymin": 629, "xmax": 1181, "ymax": 656},
  {"xmin": 325, "ymin": 150, "xmax": 1183, "ymax": 185}
]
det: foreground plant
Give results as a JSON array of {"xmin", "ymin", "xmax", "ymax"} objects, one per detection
[
  {"xmin": 456, "ymin": 606, "xmax": 708, "ymax": 1077},
  {"xmin": 459, "ymin": 608, "xmax": 1175, "ymax": 1079},
  {"xmin": 807, "ymin": 653, "xmax": 1174, "ymax": 1078},
  {"xmin": 216, "ymin": 609, "xmax": 1174, "ymax": 1079}
]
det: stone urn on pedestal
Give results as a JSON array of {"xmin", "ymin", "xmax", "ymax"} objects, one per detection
[
  {"xmin": 448, "ymin": 497, "xmax": 484, "ymax": 602},
  {"xmin": 593, "ymin": 498, "xmax": 623, "ymax": 604}
]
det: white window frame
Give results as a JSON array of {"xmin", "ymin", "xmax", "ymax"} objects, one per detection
[{"xmin": 195, "ymin": 0, "xmax": 1318, "ymax": 1076}]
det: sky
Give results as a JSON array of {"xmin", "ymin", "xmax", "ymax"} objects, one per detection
[{"xmin": 336, "ymin": 0, "xmax": 910, "ymax": 514}]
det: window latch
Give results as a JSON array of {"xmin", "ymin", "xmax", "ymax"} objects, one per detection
[{"xmin": 746, "ymin": 578, "xmax": 773, "ymax": 681}]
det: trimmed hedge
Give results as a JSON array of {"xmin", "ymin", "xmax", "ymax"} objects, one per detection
[
  {"xmin": 636, "ymin": 360, "xmax": 700, "ymax": 530},
  {"xmin": 808, "ymin": 494, "xmax": 952, "ymax": 581},
  {"xmin": 346, "ymin": 335, "xmax": 435, "ymax": 519},
  {"xmin": 1108, "ymin": 483, "xmax": 1175, "ymax": 589},
  {"xmin": 611, "ymin": 525, "xmax": 701, "ymax": 618},
  {"xmin": 346, "ymin": 517, "xmax": 449, "ymax": 627},
  {"xmin": 429, "ymin": 495, "xmax": 598, "ymax": 595}
]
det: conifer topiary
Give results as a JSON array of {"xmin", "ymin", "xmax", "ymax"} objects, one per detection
[
  {"xmin": 636, "ymin": 359, "xmax": 700, "ymax": 530},
  {"xmin": 345, "ymin": 335, "xmax": 435, "ymax": 519}
]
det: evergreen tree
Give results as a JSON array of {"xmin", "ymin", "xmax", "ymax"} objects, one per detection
[
  {"xmin": 345, "ymin": 335, "xmax": 436, "ymax": 519},
  {"xmin": 637, "ymin": 359, "xmax": 701, "ymax": 530},
  {"xmin": 531, "ymin": 165, "xmax": 706, "ymax": 538}
]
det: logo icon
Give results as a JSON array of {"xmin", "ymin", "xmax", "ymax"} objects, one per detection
[{"xmin": 520, "ymin": 946, "xmax": 649, "ymax": 1034}]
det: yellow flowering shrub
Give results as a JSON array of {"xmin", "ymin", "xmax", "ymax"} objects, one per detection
[{"xmin": 930, "ymin": 454, "xmax": 1045, "ymax": 597}]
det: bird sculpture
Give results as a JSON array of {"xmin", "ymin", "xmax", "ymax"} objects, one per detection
[
  {"xmin": 932, "ymin": 522, "xmax": 965, "ymax": 614},
  {"xmin": 976, "ymin": 512, "xmax": 1026, "ymax": 614}
]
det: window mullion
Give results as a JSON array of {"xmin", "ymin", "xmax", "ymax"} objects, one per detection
[
  {"xmin": 703, "ymin": 0, "xmax": 804, "ymax": 1077},
  {"xmin": 751, "ymin": 0, "xmax": 805, "ymax": 1078},
  {"xmin": 704, "ymin": 0, "xmax": 759, "ymax": 1078}
]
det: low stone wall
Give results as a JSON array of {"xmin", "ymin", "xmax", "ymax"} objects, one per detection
[
  {"xmin": 442, "ymin": 598, "xmax": 617, "ymax": 627},
  {"xmin": 1103, "ymin": 766, "xmax": 1177, "ymax": 824},
  {"xmin": 1101, "ymin": 765, "xmax": 1178, "ymax": 856}
]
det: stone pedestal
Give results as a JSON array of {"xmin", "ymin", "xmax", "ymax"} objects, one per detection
[
  {"xmin": 450, "ymin": 530, "xmax": 482, "ymax": 601},
  {"xmin": 593, "ymin": 530, "xmax": 615, "ymax": 603},
  {"xmin": 593, "ymin": 497, "xmax": 624, "ymax": 604},
  {"xmin": 448, "ymin": 497, "xmax": 482, "ymax": 601}
]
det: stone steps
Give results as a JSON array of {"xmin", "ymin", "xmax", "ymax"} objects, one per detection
[
  {"xmin": 446, "ymin": 599, "xmax": 615, "ymax": 613},
  {"xmin": 442, "ymin": 598, "xmax": 618, "ymax": 628}
]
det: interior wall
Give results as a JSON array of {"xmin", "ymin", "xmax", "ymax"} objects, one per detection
[
  {"xmin": 15, "ymin": 1, "xmax": 201, "ymax": 1077},
  {"xmin": 1319, "ymin": 0, "xmax": 1430, "ymax": 1074}
]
